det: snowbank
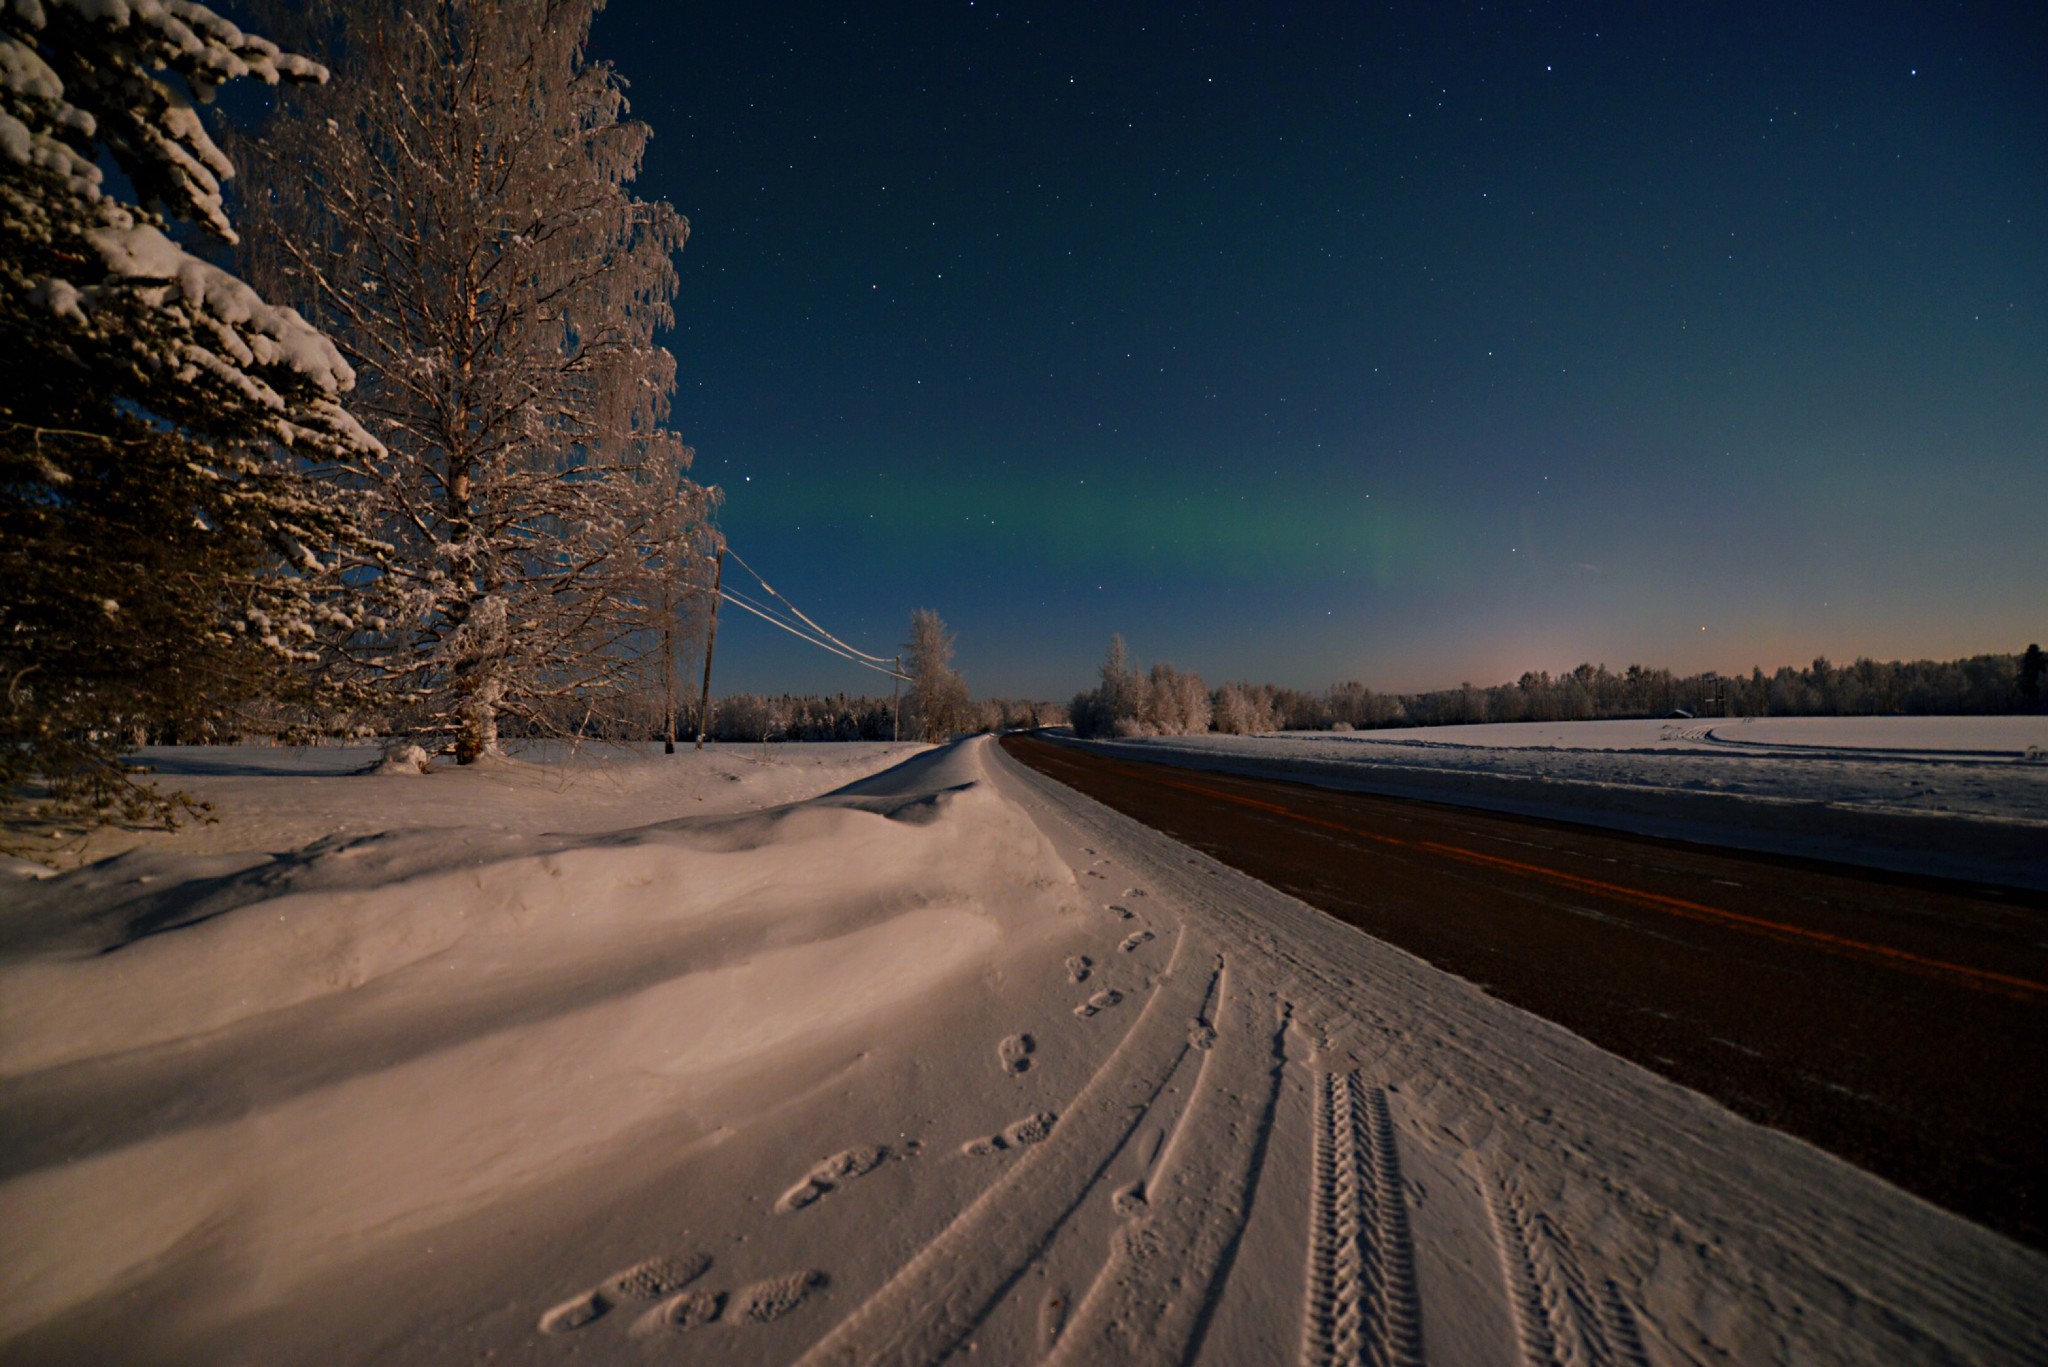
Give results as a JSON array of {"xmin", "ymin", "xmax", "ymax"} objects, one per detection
[
  {"xmin": 0, "ymin": 741, "xmax": 1074, "ymax": 1351},
  {"xmin": 45, "ymin": 739, "xmax": 926, "ymax": 866}
]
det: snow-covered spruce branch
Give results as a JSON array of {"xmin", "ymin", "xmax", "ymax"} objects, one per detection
[{"xmin": 2, "ymin": 0, "xmax": 382, "ymax": 837}]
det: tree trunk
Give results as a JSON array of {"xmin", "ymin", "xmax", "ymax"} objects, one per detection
[
  {"xmin": 662, "ymin": 617, "xmax": 676, "ymax": 754},
  {"xmin": 454, "ymin": 665, "xmax": 501, "ymax": 764},
  {"xmin": 695, "ymin": 547, "xmax": 724, "ymax": 750}
]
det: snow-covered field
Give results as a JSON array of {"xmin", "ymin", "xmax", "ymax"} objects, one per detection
[
  {"xmin": 2, "ymin": 735, "xmax": 2043, "ymax": 1364},
  {"xmin": 1322, "ymin": 715, "xmax": 2048, "ymax": 757},
  {"xmin": 1071, "ymin": 717, "xmax": 2048, "ymax": 891}
]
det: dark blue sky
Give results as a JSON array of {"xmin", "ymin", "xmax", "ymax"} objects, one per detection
[{"xmin": 589, "ymin": 1, "xmax": 2045, "ymax": 698}]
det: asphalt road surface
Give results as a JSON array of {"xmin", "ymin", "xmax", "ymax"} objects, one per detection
[{"xmin": 1001, "ymin": 733, "xmax": 2048, "ymax": 1251}]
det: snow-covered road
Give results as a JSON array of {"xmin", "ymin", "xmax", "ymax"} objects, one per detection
[
  {"xmin": 1061, "ymin": 719, "xmax": 2048, "ymax": 891},
  {"xmin": 2, "ymin": 736, "xmax": 2042, "ymax": 1364},
  {"xmin": 976, "ymin": 738, "xmax": 2048, "ymax": 1367}
]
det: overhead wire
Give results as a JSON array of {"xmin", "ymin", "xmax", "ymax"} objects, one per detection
[
  {"xmin": 718, "ymin": 593, "xmax": 910, "ymax": 680},
  {"xmin": 709, "ymin": 560, "xmax": 910, "ymax": 680},
  {"xmin": 723, "ymin": 546, "xmax": 896, "ymax": 664},
  {"xmin": 717, "ymin": 583, "xmax": 862, "ymax": 660}
]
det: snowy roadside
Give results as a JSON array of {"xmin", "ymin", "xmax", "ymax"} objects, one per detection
[
  {"xmin": 3, "ymin": 741, "xmax": 927, "ymax": 880},
  {"xmin": 1, "ymin": 737, "xmax": 2042, "ymax": 1364},
  {"xmin": 1052, "ymin": 718, "xmax": 2048, "ymax": 891}
]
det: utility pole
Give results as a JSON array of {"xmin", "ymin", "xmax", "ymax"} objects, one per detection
[
  {"xmin": 661, "ymin": 615, "xmax": 676, "ymax": 754},
  {"xmin": 892, "ymin": 655, "xmax": 902, "ymax": 743},
  {"xmin": 695, "ymin": 546, "xmax": 725, "ymax": 751}
]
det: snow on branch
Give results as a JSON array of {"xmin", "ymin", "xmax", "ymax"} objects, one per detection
[
  {"xmin": 5, "ymin": 0, "xmax": 326, "ymax": 239},
  {"xmin": 1, "ymin": 0, "xmax": 379, "ymax": 459}
]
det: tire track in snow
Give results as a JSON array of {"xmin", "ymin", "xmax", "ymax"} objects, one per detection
[
  {"xmin": 1303, "ymin": 1073, "xmax": 1424, "ymax": 1367},
  {"xmin": 1487, "ymin": 1171, "xmax": 1650, "ymax": 1367},
  {"xmin": 792, "ymin": 928, "xmax": 1217, "ymax": 1367},
  {"xmin": 1045, "ymin": 964, "xmax": 1287, "ymax": 1367}
]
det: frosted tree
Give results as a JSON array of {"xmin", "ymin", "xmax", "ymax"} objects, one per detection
[
  {"xmin": 1141, "ymin": 663, "xmax": 1211, "ymax": 735},
  {"xmin": 238, "ymin": 0, "xmax": 704, "ymax": 762},
  {"xmin": 1212, "ymin": 683, "xmax": 1275, "ymax": 735},
  {"xmin": 1, "ymin": 0, "xmax": 376, "ymax": 830},
  {"xmin": 1094, "ymin": 635, "xmax": 1143, "ymax": 735},
  {"xmin": 1068, "ymin": 634, "xmax": 1135, "ymax": 738},
  {"xmin": 904, "ymin": 608, "xmax": 968, "ymax": 742}
]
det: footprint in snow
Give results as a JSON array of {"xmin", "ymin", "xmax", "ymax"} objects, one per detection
[
  {"xmin": 606, "ymin": 1253, "xmax": 712, "ymax": 1300},
  {"xmin": 963, "ymin": 1111, "xmax": 1059, "ymax": 1155},
  {"xmin": 1066, "ymin": 954, "xmax": 1093, "ymax": 983},
  {"xmin": 540, "ymin": 1290, "xmax": 608, "ymax": 1334},
  {"xmin": 1106, "ymin": 904, "xmax": 1134, "ymax": 920},
  {"xmin": 1112, "ymin": 1180, "xmax": 1149, "ymax": 1216},
  {"xmin": 775, "ymin": 1145, "xmax": 890, "ymax": 1214},
  {"xmin": 1074, "ymin": 988, "xmax": 1123, "ymax": 1019},
  {"xmin": 1188, "ymin": 1017, "xmax": 1217, "ymax": 1050},
  {"xmin": 734, "ymin": 1269, "xmax": 829, "ymax": 1323},
  {"xmin": 999, "ymin": 1033, "xmax": 1035, "ymax": 1074},
  {"xmin": 1120, "ymin": 930, "xmax": 1155, "ymax": 953},
  {"xmin": 654, "ymin": 1288, "xmax": 725, "ymax": 1331},
  {"xmin": 1005, "ymin": 1111, "xmax": 1058, "ymax": 1146},
  {"xmin": 540, "ymin": 1252, "xmax": 714, "ymax": 1332}
]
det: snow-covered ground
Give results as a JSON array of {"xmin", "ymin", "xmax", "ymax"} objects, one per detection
[
  {"xmin": 1318, "ymin": 715, "xmax": 2048, "ymax": 757},
  {"xmin": 1068, "ymin": 717, "xmax": 2048, "ymax": 891},
  {"xmin": 2, "ymin": 736, "xmax": 2042, "ymax": 1364}
]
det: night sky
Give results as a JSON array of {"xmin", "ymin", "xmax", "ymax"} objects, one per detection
[{"xmin": 587, "ymin": 2, "xmax": 2045, "ymax": 699}]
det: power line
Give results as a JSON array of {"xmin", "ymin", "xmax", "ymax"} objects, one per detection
[
  {"xmin": 724, "ymin": 546, "xmax": 895, "ymax": 664},
  {"xmin": 716, "ymin": 583, "xmax": 886, "ymax": 669},
  {"xmin": 722, "ymin": 594, "xmax": 909, "ymax": 682},
  {"xmin": 717, "ymin": 588, "xmax": 909, "ymax": 681}
]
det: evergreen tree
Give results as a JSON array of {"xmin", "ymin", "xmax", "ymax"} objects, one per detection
[
  {"xmin": 239, "ymin": 0, "xmax": 706, "ymax": 762},
  {"xmin": 1, "ymin": 0, "xmax": 375, "ymax": 831}
]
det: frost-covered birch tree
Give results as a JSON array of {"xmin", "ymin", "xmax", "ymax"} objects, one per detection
[
  {"xmin": 239, "ymin": 0, "xmax": 705, "ymax": 762},
  {"xmin": 1, "ymin": 0, "xmax": 376, "ymax": 828},
  {"xmin": 904, "ymin": 608, "xmax": 968, "ymax": 742}
]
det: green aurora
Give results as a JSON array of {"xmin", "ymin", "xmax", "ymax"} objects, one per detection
[{"xmin": 738, "ymin": 456, "xmax": 1449, "ymax": 586}]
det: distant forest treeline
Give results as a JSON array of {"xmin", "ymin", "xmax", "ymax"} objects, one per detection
[
  {"xmin": 206, "ymin": 689, "xmax": 1062, "ymax": 748},
  {"xmin": 203, "ymin": 644, "xmax": 2044, "ymax": 747},
  {"xmin": 1069, "ymin": 642, "xmax": 2047, "ymax": 740},
  {"xmin": 637, "ymin": 693, "xmax": 1061, "ymax": 744}
]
